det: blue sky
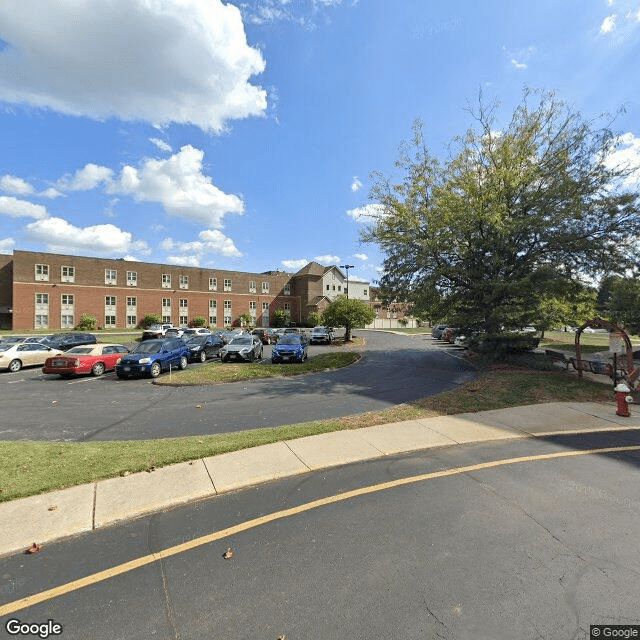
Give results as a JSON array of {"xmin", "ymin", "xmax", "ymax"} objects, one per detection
[{"xmin": 1, "ymin": 0, "xmax": 639, "ymax": 286}]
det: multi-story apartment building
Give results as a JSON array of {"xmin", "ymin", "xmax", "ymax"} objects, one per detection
[{"xmin": 0, "ymin": 251, "xmax": 389, "ymax": 331}]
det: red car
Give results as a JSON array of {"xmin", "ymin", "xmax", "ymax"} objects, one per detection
[{"xmin": 42, "ymin": 343, "xmax": 130, "ymax": 377}]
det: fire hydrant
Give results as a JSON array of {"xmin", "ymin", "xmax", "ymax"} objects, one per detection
[{"xmin": 614, "ymin": 382, "xmax": 633, "ymax": 417}]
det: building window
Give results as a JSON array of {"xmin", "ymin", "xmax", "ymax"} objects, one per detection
[
  {"xmin": 35, "ymin": 314, "xmax": 48, "ymax": 328},
  {"xmin": 223, "ymin": 300, "xmax": 232, "ymax": 310},
  {"xmin": 61, "ymin": 315, "xmax": 74, "ymax": 328},
  {"xmin": 224, "ymin": 279, "xmax": 232, "ymax": 291},
  {"xmin": 284, "ymin": 283, "xmax": 291, "ymax": 295},
  {"xmin": 326, "ymin": 285, "xmax": 330, "ymax": 291},
  {"xmin": 284, "ymin": 303, "xmax": 291, "ymax": 312},
  {"xmin": 35, "ymin": 293, "xmax": 49, "ymax": 305},
  {"xmin": 332, "ymin": 285, "xmax": 336, "ymax": 291},
  {"xmin": 126, "ymin": 315, "xmax": 137, "ymax": 328},
  {"xmin": 209, "ymin": 299, "xmax": 217, "ymax": 310},
  {"xmin": 363, "ymin": 289, "xmax": 367, "ymax": 296},
  {"xmin": 261, "ymin": 281, "xmax": 269, "ymax": 294},
  {"xmin": 179, "ymin": 275, "xmax": 189, "ymax": 289},
  {"xmin": 126, "ymin": 296, "xmax": 136, "ymax": 307},
  {"xmin": 162, "ymin": 273, "xmax": 171, "ymax": 288},
  {"xmin": 179, "ymin": 315, "xmax": 188, "ymax": 326},
  {"xmin": 179, "ymin": 299, "xmax": 188, "ymax": 309},
  {"xmin": 35, "ymin": 264, "xmax": 49, "ymax": 281},
  {"xmin": 61, "ymin": 266, "xmax": 75, "ymax": 283},
  {"xmin": 209, "ymin": 277, "xmax": 217, "ymax": 291},
  {"xmin": 105, "ymin": 269, "xmax": 117, "ymax": 285},
  {"xmin": 162, "ymin": 315, "xmax": 171, "ymax": 324},
  {"xmin": 104, "ymin": 315, "xmax": 116, "ymax": 328},
  {"xmin": 61, "ymin": 294, "xmax": 74, "ymax": 307},
  {"xmin": 162, "ymin": 298, "xmax": 171, "ymax": 308},
  {"xmin": 209, "ymin": 315, "xmax": 217, "ymax": 326},
  {"xmin": 223, "ymin": 299, "xmax": 231, "ymax": 325},
  {"xmin": 249, "ymin": 280, "xmax": 256, "ymax": 293},
  {"xmin": 105, "ymin": 296, "xmax": 116, "ymax": 307},
  {"xmin": 337, "ymin": 285, "xmax": 341, "ymax": 292},
  {"xmin": 127, "ymin": 271, "xmax": 137, "ymax": 287},
  {"xmin": 261, "ymin": 302, "xmax": 269, "ymax": 310}
]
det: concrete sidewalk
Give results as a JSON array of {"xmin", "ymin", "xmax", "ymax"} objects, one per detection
[{"xmin": 1, "ymin": 401, "xmax": 639, "ymax": 558}]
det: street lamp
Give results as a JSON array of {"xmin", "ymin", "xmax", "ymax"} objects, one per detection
[{"xmin": 340, "ymin": 264, "xmax": 354, "ymax": 298}]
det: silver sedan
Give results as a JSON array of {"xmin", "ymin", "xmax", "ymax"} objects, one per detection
[{"xmin": 219, "ymin": 335, "xmax": 264, "ymax": 363}]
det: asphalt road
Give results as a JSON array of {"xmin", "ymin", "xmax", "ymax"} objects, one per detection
[
  {"xmin": 2, "ymin": 430, "xmax": 639, "ymax": 639},
  {"xmin": 0, "ymin": 330, "xmax": 476, "ymax": 442}
]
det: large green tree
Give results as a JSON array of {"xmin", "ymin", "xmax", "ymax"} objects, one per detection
[
  {"xmin": 322, "ymin": 296, "xmax": 376, "ymax": 342},
  {"xmin": 364, "ymin": 90, "xmax": 640, "ymax": 335},
  {"xmin": 609, "ymin": 278, "xmax": 640, "ymax": 334}
]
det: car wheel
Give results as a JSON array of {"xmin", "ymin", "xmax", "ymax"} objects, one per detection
[
  {"xmin": 116, "ymin": 373, "xmax": 127, "ymax": 379},
  {"xmin": 222, "ymin": 355, "xmax": 228, "ymax": 363},
  {"xmin": 8, "ymin": 359, "xmax": 21, "ymax": 372},
  {"xmin": 179, "ymin": 356, "xmax": 188, "ymax": 370},
  {"xmin": 149, "ymin": 362, "xmax": 162, "ymax": 378},
  {"xmin": 199, "ymin": 351, "xmax": 207, "ymax": 363},
  {"xmin": 91, "ymin": 362, "xmax": 105, "ymax": 376},
  {"xmin": 271, "ymin": 358, "xmax": 279, "ymax": 364}
]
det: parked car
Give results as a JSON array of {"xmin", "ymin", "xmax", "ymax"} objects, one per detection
[
  {"xmin": 431, "ymin": 324, "xmax": 448, "ymax": 339},
  {"xmin": 41, "ymin": 332, "xmax": 97, "ymax": 351},
  {"xmin": 164, "ymin": 327, "xmax": 185, "ymax": 338},
  {"xmin": 23, "ymin": 335, "xmax": 54, "ymax": 344},
  {"xmin": 141, "ymin": 323, "xmax": 174, "ymax": 340},
  {"xmin": 309, "ymin": 326, "xmax": 334, "ymax": 345},
  {"xmin": 181, "ymin": 327, "xmax": 211, "ymax": 341},
  {"xmin": 252, "ymin": 328, "xmax": 274, "ymax": 344},
  {"xmin": 0, "ymin": 336, "xmax": 28, "ymax": 345},
  {"xmin": 115, "ymin": 338, "xmax": 190, "ymax": 378},
  {"xmin": 42, "ymin": 343, "xmax": 130, "ymax": 377},
  {"xmin": 441, "ymin": 327, "xmax": 460, "ymax": 344},
  {"xmin": 186, "ymin": 334, "xmax": 224, "ymax": 362},
  {"xmin": 271, "ymin": 334, "xmax": 308, "ymax": 363},
  {"xmin": 219, "ymin": 335, "xmax": 263, "ymax": 362},
  {"xmin": 0, "ymin": 342, "xmax": 63, "ymax": 372}
]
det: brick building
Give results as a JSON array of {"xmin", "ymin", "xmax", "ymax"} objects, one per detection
[{"xmin": 0, "ymin": 251, "xmax": 388, "ymax": 331}]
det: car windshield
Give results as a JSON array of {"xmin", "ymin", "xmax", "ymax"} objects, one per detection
[
  {"xmin": 230, "ymin": 337, "xmax": 252, "ymax": 345},
  {"xmin": 278, "ymin": 335, "xmax": 301, "ymax": 345},
  {"xmin": 132, "ymin": 341, "xmax": 162, "ymax": 354},
  {"xmin": 312, "ymin": 327, "xmax": 326, "ymax": 333},
  {"xmin": 66, "ymin": 346, "xmax": 96, "ymax": 354},
  {"xmin": 187, "ymin": 336, "xmax": 206, "ymax": 346}
]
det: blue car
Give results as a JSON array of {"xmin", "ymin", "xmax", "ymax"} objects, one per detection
[
  {"xmin": 271, "ymin": 334, "xmax": 308, "ymax": 363},
  {"xmin": 115, "ymin": 338, "xmax": 190, "ymax": 378}
]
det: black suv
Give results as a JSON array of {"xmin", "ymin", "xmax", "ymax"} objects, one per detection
[{"xmin": 42, "ymin": 332, "xmax": 98, "ymax": 351}]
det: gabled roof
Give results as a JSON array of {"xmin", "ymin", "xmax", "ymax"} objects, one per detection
[
  {"xmin": 306, "ymin": 295, "xmax": 332, "ymax": 307},
  {"xmin": 293, "ymin": 261, "xmax": 326, "ymax": 277}
]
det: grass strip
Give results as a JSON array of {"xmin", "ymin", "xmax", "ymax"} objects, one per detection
[
  {"xmin": 154, "ymin": 352, "xmax": 360, "ymax": 385},
  {"xmin": 0, "ymin": 369, "xmax": 616, "ymax": 503}
]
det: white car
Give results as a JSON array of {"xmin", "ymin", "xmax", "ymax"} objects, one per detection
[{"xmin": 0, "ymin": 342, "xmax": 63, "ymax": 372}]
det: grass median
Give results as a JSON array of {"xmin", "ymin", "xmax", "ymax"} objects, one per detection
[{"xmin": 0, "ymin": 365, "xmax": 616, "ymax": 504}]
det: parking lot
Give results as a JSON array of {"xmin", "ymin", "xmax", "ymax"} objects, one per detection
[{"xmin": 0, "ymin": 330, "xmax": 476, "ymax": 442}]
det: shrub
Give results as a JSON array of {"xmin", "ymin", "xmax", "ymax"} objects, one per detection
[
  {"xmin": 138, "ymin": 313, "xmax": 163, "ymax": 329},
  {"xmin": 189, "ymin": 316, "xmax": 208, "ymax": 328},
  {"xmin": 76, "ymin": 314, "xmax": 97, "ymax": 331},
  {"xmin": 307, "ymin": 311, "xmax": 323, "ymax": 327}
]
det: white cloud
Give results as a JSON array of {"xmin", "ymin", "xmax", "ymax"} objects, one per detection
[
  {"xmin": 346, "ymin": 203, "xmax": 387, "ymax": 222},
  {"xmin": 281, "ymin": 258, "xmax": 310, "ymax": 271},
  {"xmin": 351, "ymin": 176, "xmax": 362, "ymax": 191},
  {"xmin": 353, "ymin": 253, "xmax": 368, "ymax": 261},
  {"xmin": 600, "ymin": 14, "xmax": 616, "ymax": 33},
  {"xmin": 314, "ymin": 254, "xmax": 340, "ymax": 264},
  {"xmin": 603, "ymin": 132, "xmax": 640, "ymax": 187},
  {"xmin": 510, "ymin": 58, "xmax": 527, "ymax": 70},
  {"xmin": 166, "ymin": 255, "xmax": 200, "ymax": 267},
  {"xmin": 0, "ymin": 175, "xmax": 34, "ymax": 195},
  {"xmin": 0, "ymin": 237, "xmax": 15, "ymax": 254},
  {"xmin": 25, "ymin": 217, "xmax": 150, "ymax": 256},
  {"xmin": 39, "ymin": 187, "xmax": 64, "ymax": 199},
  {"xmin": 109, "ymin": 145, "xmax": 244, "ymax": 226},
  {"xmin": 149, "ymin": 138, "xmax": 173, "ymax": 153},
  {"xmin": 0, "ymin": 0, "xmax": 266, "ymax": 133},
  {"xmin": 0, "ymin": 196, "xmax": 48, "ymax": 219},
  {"xmin": 160, "ymin": 229, "xmax": 243, "ymax": 263},
  {"xmin": 57, "ymin": 163, "xmax": 114, "ymax": 191}
]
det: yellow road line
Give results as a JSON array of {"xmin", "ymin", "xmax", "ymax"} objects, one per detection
[{"xmin": 2, "ymin": 444, "xmax": 639, "ymax": 617}]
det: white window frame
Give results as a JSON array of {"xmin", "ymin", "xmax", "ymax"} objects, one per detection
[
  {"xmin": 35, "ymin": 264, "xmax": 49, "ymax": 281},
  {"xmin": 126, "ymin": 315, "xmax": 137, "ymax": 328},
  {"xmin": 104, "ymin": 315, "xmax": 116, "ymax": 328},
  {"xmin": 284, "ymin": 283, "xmax": 291, "ymax": 295},
  {"xmin": 209, "ymin": 277, "xmax": 217, "ymax": 291},
  {"xmin": 249, "ymin": 281, "xmax": 256, "ymax": 293},
  {"xmin": 105, "ymin": 269, "xmax": 117, "ymax": 285},
  {"xmin": 162, "ymin": 273, "xmax": 171, "ymax": 289},
  {"xmin": 224, "ymin": 279, "xmax": 232, "ymax": 292},
  {"xmin": 179, "ymin": 298, "xmax": 188, "ymax": 310},
  {"xmin": 179, "ymin": 315, "xmax": 188, "ymax": 326},
  {"xmin": 261, "ymin": 281, "xmax": 269, "ymax": 294},
  {"xmin": 61, "ymin": 266, "xmax": 75, "ymax": 283},
  {"xmin": 35, "ymin": 314, "xmax": 49, "ymax": 328},
  {"xmin": 127, "ymin": 271, "xmax": 137, "ymax": 287},
  {"xmin": 179, "ymin": 275, "xmax": 189, "ymax": 290}
]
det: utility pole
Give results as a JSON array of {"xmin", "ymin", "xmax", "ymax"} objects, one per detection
[{"xmin": 340, "ymin": 264, "xmax": 354, "ymax": 298}]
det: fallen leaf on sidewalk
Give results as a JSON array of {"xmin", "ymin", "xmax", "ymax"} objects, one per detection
[
  {"xmin": 48, "ymin": 505, "xmax": 57, "ymax": 511},
  {"xmin": 25, "ymin": 543, "xmax": 42, "ymax": 554},
  {"xmin": 222, "ymin": 547, "xmax": 234, "ymax": 560}
]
